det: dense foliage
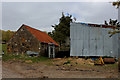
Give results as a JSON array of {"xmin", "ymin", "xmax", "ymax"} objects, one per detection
[
  {"xmin": 104, "ymin": 1, "xmax": 120, "ymax": 37},
  {"xmin": 48, "ymin": 12, "xmax": 73, "ymax": 46},
  {"xmin": 0, "ymin": 30, "xmax": 15, "ymax": 43},
  {"xmin": 113, "ymin": 1, "xmax": 120, "ymax": 8}
]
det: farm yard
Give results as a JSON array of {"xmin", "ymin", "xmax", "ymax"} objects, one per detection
[
  {"xmin": 0, "ymin": 44, "xmax": 3, "ymax": 79},
  {"xmin": 1, "ymin": 24, "xmax": 120, "ymax": 78},
  {"xmin": 1, "ymin": 22, "xmax": 120, "ymax": 79},
  {"xmin": 1, "ymin": 1, "xmax": 120, "ymax": 79},
  {"xmin": 1, "ymin": 43, "xmax": 119, "ymax": 78},
  {"xmin": 2, "ymin": 54, "xmax": 119, "ymax": 78},
  {"xmin": 0, "ymin": 44, "xmax": 2, "ymax": 79}
]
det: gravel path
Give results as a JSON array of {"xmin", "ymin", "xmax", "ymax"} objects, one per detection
[{"xmin": 2, "ymin": 65, "xmax": 24, "ymax": 78}]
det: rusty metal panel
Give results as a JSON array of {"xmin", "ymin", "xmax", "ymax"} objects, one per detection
[{"xmin": 103, "ymin": 58, "xmax": 115, "ymax": 63}]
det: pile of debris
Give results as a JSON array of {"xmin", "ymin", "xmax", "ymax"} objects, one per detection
[
  {"xmin": 71, "ymin": 58, "xmax": 94, "ymax": 65},
  {"xmin": 52, "ymin": 57, "xmax": 118, "ymax": 67},
  {"xmin": 25, "ymin": 60, "xmax": 32, "ymax": 63},
  {"xmin": 52, "ymin": 58, "xmax": 94, "ymax": 66}
]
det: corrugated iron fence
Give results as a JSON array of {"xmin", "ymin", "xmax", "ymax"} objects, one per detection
[{"xmin": 70, "ymin": 23, "xmax": 120, "ymax": 58}]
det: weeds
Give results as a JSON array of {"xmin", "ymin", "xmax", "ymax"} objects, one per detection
[
  {"xmin": 24, "ymin": 56, "xmax": 49, "ymax": 63},
  {"xmin": 1, "ymin": 44, "xmax": 7, "ymax": 54},
  {"xmin": 2, "ymin": 53, "xmax": 49, "ymax": 63}
]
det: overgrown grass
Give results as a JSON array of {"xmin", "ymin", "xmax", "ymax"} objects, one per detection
[
  {"xmin": 2, "ymin": 53, "xmax": 49, "ymax": 63},
  {"xmin": 0, "ymin": 44, "xmax": 7, "ymax": 54},
  {"xmin": 100, "ymin": 63, "xmax": 118, "ymax": 70},
  {"xmin": 46, "ymin": 62, "xmax": 54, "ymax": 66},
  {"xmin": 0, "ymin": 44, "xmax": 2, "ymax": 55},
  {"xmin": 105, "ymin": 63, "xmax": 118, "ymax": 68},
  {"xmin": 0, "ymin": 44, "xmax": 7, "ymax": 56},
  {"xmin": 24, "ymin": 56, "xmax": 49, "ymax": 63},
  {"xmin": 2, "ymin": 54, "xmax": 24, "ymax": 61},
  {"xmin": 1, "ymin": 44, "xmax": 51, "ymax": 64}
]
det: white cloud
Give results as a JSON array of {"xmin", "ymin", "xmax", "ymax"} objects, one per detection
[
  {"xmin": 1, "ymin": 0, "xmax": 118, "ymax": 2},
  {"xmin": 0, "ymin": 2, "xmax": 2, "ymax": 29},
  {"xmin": 2, "ymin": 2, "xmax": 118, "ymax": 32}
]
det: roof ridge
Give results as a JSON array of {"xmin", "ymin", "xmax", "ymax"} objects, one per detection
[
  {"xmin": 23, "ymin": 24, "xmax": 59, "ymax": 46},
  {"xmin": 23, "ymin": 24, "xmax": 43, "ymax": 32},
  {"xmin": 73, "ymin": 22, "xmax": 116, "ymax": 29}
]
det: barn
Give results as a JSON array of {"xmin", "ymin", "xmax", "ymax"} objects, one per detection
[
  {"xmin": 70, "ymin": 22, "xmax": 120, "ymax": 58},
  {"xmin": 7, "ymin": 24, "xmax": 59, "ymax": 58}
]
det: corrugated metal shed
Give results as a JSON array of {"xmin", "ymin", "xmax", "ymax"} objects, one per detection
[{"xmin": 70, "ymin": 22, "xmax": 120, "ymax": 58}]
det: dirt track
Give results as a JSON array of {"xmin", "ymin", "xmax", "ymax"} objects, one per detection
[
  {"xmin": 0, "ymin": 59, "xmax": 2, "ymax": 79},
  {"xmin": 2, "ymin": 60, "xmax": 119, "ymax": 78}
]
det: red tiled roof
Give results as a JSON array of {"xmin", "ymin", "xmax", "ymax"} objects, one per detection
[{"xmin": 23, "ymin": 24, "xmax": 59, "ymax": 46}]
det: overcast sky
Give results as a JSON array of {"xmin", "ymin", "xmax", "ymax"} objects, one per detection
[{"xmin": 2, "ymin": 2, "xmax": 118, "ymax": 32}]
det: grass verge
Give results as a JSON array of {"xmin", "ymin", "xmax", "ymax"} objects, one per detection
[{"xmin": 2, "ymin": 53, "xmax": 50, "ymax": 63}]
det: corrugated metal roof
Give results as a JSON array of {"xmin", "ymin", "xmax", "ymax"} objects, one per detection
[
  {"xmin": 23, "ymin": 24, "xmax": 59, "ymax": 46},
  {"xmin": 76, "ymin": 22, "xmax": 116, "ymax": 29}
]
